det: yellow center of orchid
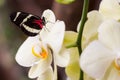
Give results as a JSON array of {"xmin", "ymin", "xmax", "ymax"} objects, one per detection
[
  {"xmin": 32, "ymin": 45, "xmax": 48, "ymax": 59},
  {"xmin": 114, "ymin": 58, "xmax": 120, "ymax": 70}
]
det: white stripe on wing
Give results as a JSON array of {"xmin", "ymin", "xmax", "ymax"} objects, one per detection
[
  {"xmin": 13, "ymin": 12, "xmax": 21, "ymax": 21},
  {"xmin": 22, "ymin": 24, "xmax": 40, "ymax": 33}
]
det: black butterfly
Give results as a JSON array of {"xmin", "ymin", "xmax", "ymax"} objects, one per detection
[{"xmin": 10, "ymin": 12, "xmax": 46, "ymax": 36}]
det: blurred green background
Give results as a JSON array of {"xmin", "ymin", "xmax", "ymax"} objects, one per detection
[{"xmin": 0, "ymin": 0, "xmax": 101, "ymax": 80}]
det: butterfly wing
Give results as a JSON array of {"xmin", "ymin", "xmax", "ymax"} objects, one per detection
[{"xmin": 10, "ymin": 12, "xmax": 44, "ymax": 36}]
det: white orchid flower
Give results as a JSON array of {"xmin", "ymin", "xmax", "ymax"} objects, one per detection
[
  {"xmin": 77, "ymin": 0, "xmax": 120, "ymax": 80},
  {"xmin": 77, "ymin": 0, "xmax": 120, "ymax": 49},
  {"xmin": 80, "ymin": 20, "xmax": 120, "ymax": 80},
  {"xmin": 15, "ymin": 9, "xmax": 66, "ymax": 80}
]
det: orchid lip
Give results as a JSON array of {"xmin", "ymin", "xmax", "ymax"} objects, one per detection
[{"xmin": 32, "ymin": 45, "xmax": 48, "ymax": 59}]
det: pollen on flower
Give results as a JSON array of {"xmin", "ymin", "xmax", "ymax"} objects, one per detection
[
  {"xmin": 40, "ymin": 47, "xmax": 48, "ymax": 59},
  {"xmin": 32, "ymin": 45, "xmax": 48, "ymax": 59}
]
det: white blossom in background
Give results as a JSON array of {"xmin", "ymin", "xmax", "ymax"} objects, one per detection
[
  {"xmin": 77, "ymin": 0, "xmax": 120, "ymax": 80},
  {"xmin": 80, "ymin": 20, "xmax": 120, "ymax": 80},
  {"xmin": 77, "ymin": 0, "xmax": 120, "ymax": 49}
]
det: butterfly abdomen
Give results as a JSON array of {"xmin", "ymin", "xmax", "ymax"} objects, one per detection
[{"xmin": 10, "ymin": 12, "xmax": 45, "ymax": 36}]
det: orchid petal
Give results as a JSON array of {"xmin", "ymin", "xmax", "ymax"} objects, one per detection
[
  {"xmin": 66, "ymin": 47, "xmax": 80, "ymax": 80},
  {"xmin": 118, "ymin": 0, "xmax": 120, "ymax": 2},
  {"xmin": 53, "ymin": 62, "xmax": 57, "ymax": 80},
  {"xmin": 28, "ymin": 51, "xmax": 52, "ymax": 78},
  {"xmin": 40, "ymin": 21, "xmax": 65, "ymax": 54},
  {"xmin": 80, "ymin": 41, "xmax": 115, "ymax": 79},
  {"xmin": 77, "ymin": 11, "xmax": 104, "ymax": 49},
  {"xmin": 107, "ymin": 67, "xmax": 120, "ymax": 80},
  {"xmin": 37, "ymin": 67, "xmax": 54, "ymax": 80},
  {"xmin": 54, "ymin": 47, "xmax": 70, "ymax": 67},
  {"xmin": 99, "ymin": 0, "xmax": 120, "ymax": 20},
  {"xmin": 42, "ymin": 9, "xmax": 56, "ymax": 23},
  {"xmin": 84, "ymin": 73, "xmax": 94, "ymax": 80},
  {"xmin": 98, "ymin": 20, "xmax": 120, "ymax": 51},
  {"xmin": 15, "ymin": 36, "xmax": 41, "ymax": 67},
  {"xmin": 40, "ymin": 23, "xmax": 54, "ymax": 40},
  {"xmin": 55, "ymin": 31, "xmax": 77, "ymax": 67}
]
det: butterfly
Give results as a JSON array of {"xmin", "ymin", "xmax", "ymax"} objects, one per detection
[{"xmin": 10, "ymin": 12, "xmax": 47, "ymax": 36}]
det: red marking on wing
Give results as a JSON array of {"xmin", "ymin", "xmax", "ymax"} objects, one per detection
[{"xmin": 33, "ymin": 19, "xmax": 43, "ymax": 29}]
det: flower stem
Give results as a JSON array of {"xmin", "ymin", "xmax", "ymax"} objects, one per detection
[{"xmin": 76, "ymin": 0, "xmax": 89, "ymax": 80}]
